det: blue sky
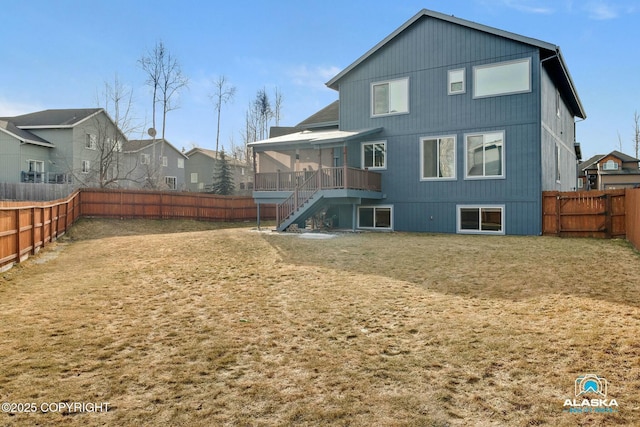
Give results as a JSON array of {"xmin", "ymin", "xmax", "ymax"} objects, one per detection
[{"xmin": 0, "ymin": 0, "xmax": 638, "ymax": 159}]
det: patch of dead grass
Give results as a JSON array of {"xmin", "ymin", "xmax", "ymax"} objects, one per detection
[{"xmin": 0, "ymin": 222, "xmax": 638, "ymax": 426}]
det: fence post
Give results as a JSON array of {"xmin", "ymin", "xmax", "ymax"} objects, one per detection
[
  {"xmin": 555, "ymin": 194, "xmax": 561, "ymax": 236},
  {"xmin": 15, "ymin": 209, "xmax": 21, "ymax": 262},
  {"xmin": 604, "ymin": 194, "xmax": 612, "ymax": 239}
]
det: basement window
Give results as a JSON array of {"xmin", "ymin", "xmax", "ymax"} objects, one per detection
[
  {"xmin": 457, "ymin": 205, "xmax": 504, "ymax": 234},
  {"xmin": 358, "ymin": 205, "xmax": 393, "ymax": 230}
]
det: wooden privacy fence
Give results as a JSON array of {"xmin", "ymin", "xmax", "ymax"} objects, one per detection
[
  {"xmin": 79, "ymin": 189, "xmax": 275, "ymax": 221},
  {"xmin": 626, "ymin": 188, "xmax": 640, "ymax": 251},
  {"xmin": 0, "ymin": 189, "xmax": 275, "ymax": 271},
  {"xmin": 542, "ymin": 190, "xmax": 627, "ymax": 238},
  {"xmin": 0, "ymin": 191, "xmax": 81, "ymax": 272}
]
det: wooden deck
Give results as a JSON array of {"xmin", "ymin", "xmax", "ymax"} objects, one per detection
[{"xmin": 254, "ymin": 167, "xmax": 381, "ymax": 192}]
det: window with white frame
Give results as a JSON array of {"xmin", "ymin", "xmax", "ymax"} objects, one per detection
[
  {"xmin": 191, "ymin": 173, "xmax": 198, "ymax": 183},
  {"xmin": 457, "ymin": 205, "xmax": 504, "ymax": 234},
  {"xmin": 177, "ymin": 158, "xmax": 184, "ymax": 169},
  {"xmin": 371, "ymin": 77, "xmax": 409, "ymax": 116},
  {"xmin": 358, "ymin": 206, "xmax": 393, "ymax": 230},
  {"xmin": 421, "ymin": 136, "xmax": 456, "ymax": 180},
  {"xmin": 160, "ymin": 156, "xmax": 168, "ymax": 167},
  {"xmin": 473, "ymin": 58, "xmax": 531, "ymax": 98},
  {"xmin": 82, "ymin": 160, "xmax": 91, "ymax": 173},
  {"xmin": 27, "ymin": 160, "xmax": 44, "ymax": 172},
  {"xmin": 86, "ymin": 134, "xmax": 97, "ymax": 150},
  {"xmin": 465, "ymin": 131, "xmax": 504, "ymax": 178},
  {"xmin": 362, "ymin": 141, "xmax": 386, "ymax": 170},
  {"xmin": 165, "ymin": 176, "xmax": 177, "ymax": 190},
  {"xmin": 140, "ymin": 153, "xmax": 150, "ymax": 165},
  {"xmin": 448, "ymin": 69, "xmax": 465, "ymax": 95}
]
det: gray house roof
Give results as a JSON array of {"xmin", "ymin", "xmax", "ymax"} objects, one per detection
[
  {"xmin": 124, "ymin": 139, "xmax": 188, "ymax": 158},
  {"xmin": 5, "ymin": 108, "xmax": 102, "ymax": 128},
  {"xmin": 184, "ymin": 147, "xmax": 249, "ymax": 167},
  {"xmin": 326, "ymin": 8, "xmax": 586, "ymax": 119},
  {"xmin": 296, "ymin": 100, "xmax": 339, "ymax": 129},
  {"xmin": 0, "ymin": 119, "xmax": 54, "ymax": 146}
]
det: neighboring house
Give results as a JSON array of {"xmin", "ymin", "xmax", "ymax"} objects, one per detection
[
  {"xmin": 0, "ymin": 108, "xmax": 127, "ymax": 187},
  {"xmin": 184, "ymin": 147, "xmax": 253, "ymax": 195},
  {"xmin": 579, "ymin": 151, "xmax": 640, "ymax": 190},
  {"xmin": 122, "ymin": 139, "xmax": 188, "ymax": 190},
  {"xmin": 250, "ymin": 8, "xmax": 586, "ymax": 235}
]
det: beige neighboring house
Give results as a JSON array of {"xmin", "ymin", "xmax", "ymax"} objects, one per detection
[
  {"xmin": 184, "ymin": 148, "xmax": 253, "ymax": 195},
  {"xmin": 579, "ymin": 150, "xmax": 640, "ymax": 190}
]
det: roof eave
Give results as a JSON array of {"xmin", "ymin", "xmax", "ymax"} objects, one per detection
[{"xmin": 326, "ymin": 8, "xmax": 559, "ymax": 90}]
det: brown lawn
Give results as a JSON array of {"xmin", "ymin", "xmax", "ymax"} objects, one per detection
[{"xmin": 0, "ymin": 219, "xmax": 639, "ymax": 426}]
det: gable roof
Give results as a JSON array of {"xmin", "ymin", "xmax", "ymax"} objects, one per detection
[
  {"xmin": 123, "ymin": 138, "xmax": 188, "ymax": 158},
  {"xmin": 0, "ymin": 119, "xmax": 54, "ymax": 147},
  {"xmin": 5, "ymin": 108, "xmax": 103, "ymax": 128},
  {"xmin": 580, "ymin": 150, "xmax": 640, "ymax": 171},
  {"xmin": 183, "ymin": 147, "xmax": 249, "ymax": 166},
  {"xmin": 326, "ymin": 8, "xmax": 586, "ymax": 119},
  {"xmin": 296, "ymin": 100, "xmax": 339, "ymax": 129}
]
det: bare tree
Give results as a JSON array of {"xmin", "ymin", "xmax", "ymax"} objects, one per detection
[
  {"xmin": 273, "ymin": 87, "xmax": 283, "ymax": 126},
  {"xmin": 76, "ymin": 75, "xmax": 143, "ymax": 188},
  {"xmin": 210, "ymin": 75, "xmax": 236, "ymax": 158},
  {"xmin": 138, "ymin": 40, "xmax": 188, "ymax": 186},
  {"xmin": 254, "ymin": 88, "xmax": 272, "ymax": 141}
]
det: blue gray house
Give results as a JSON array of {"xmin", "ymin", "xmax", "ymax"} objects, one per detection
[{"xmin": 250, "ymin": 9, "xmax": 586, "ymax": 235}]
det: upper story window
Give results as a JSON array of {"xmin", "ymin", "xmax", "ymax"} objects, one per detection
[
  {"xmin": 160, "ymin": 156, "xmax": 168, "ymax": 167},
  {"xmin": 371, "ymin": 77, "xmax": 409, "ymax": 116},
  {"xmin": 448, "ymin": 69, "xmax": 465, "ymax": 95},
  {"xmin": 82, "ymin": 160, "xmax": 91, "ymax": 173},
  {"xmin": 473, "ymin": 58, "xmax": 531, "ymax": 98},
  {"xmin": 362, "ymin": 141, "xmax": 386, "ymax": 170},
  {"xmin": 420, "ymin": 136, "xmax": 456, "ymax": 180},
  {"xmin": 140, "ymin": 153, "xmax": 150, "ymax": 165},
  {"xmin": 177, "ymin": 158, "xmax": 184, "ymax": 169},
  {"xmin": 28, "ymin": 160, "xmax": 44, "ymax": 172},
  {"xmin": 86, "ymin": 134, "xmax": 97, "ymax": 150},
  {"xmin": 465, "ymin": 131, "xmax": 504, "ymax": 179}
]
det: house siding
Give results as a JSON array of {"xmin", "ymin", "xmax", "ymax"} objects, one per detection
[
  {"xmin": 540, "ymin": 66, "xmax": 578, "ymax": 191},
  {"xmin": 337, "ymin": 16, "xmax": 545, "ymax": 235},
  {"xmin": 0, "ymin": 132, "xmax": 23, "ymax": 182}
]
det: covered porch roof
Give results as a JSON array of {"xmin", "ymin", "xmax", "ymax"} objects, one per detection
[{"xmin": 248, "ymin": 127, "xmax": 383, "ymax": 150}]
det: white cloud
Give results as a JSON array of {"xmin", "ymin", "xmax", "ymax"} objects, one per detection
[
  {"xmin": 492, "ymin": 0, "xmax": 555, "ymax": 14},
  {"xmin": 287, "ymin": 64, "xmax": 342, "ymax": 91},
  {"xmin": 584, "ymin": 1, "xmax": 618, "ymax": 19}
]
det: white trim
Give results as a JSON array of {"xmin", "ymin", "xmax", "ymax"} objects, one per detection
[
  {"xmin": 361, "ymin": 140, "xmax": 387, "ymax": 170},
  {"xmin": 370, "ymin": 77, "xmax": 409, "ymax": 117},
  {"xmin": 448, "ymin": 68, "xmax": 466, "ymax": 95},
  {"xmin": 419, "ymin": 135, "xmax": 457, "ymax": 181},
  {"xmin": 27, "ymin": 159, "xmax": 45, "ymax": 173},
  {"xmin": 463, "ymin": 131, "xmax": 505, "ymax": 180},
  {"xmin": 357, "ymin": 205, "xmax": 394, "ymax": 231},
  {"xmin": 473, "ymin": 57, "xmax": 531, "ymax": 99},
  {"xmin": 81, "ymin": 160, "xmax": 91, "ymax": 174},
  {"xmin": 164, "ymin": 176, "xmax": 177, "ymax": 190},
  {"xmin": 456, "ymin": 205, "xmax": 505, "ymax": 235}
]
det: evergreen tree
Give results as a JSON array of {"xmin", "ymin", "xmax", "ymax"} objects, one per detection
[{"xmin": 211, "ymin": 150, "xmax": 235, "ymax": 195}]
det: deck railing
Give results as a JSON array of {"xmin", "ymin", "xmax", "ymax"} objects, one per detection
[
  {"xmin": 255, "ymin": 167, "xmax": 381, "ymax": 192},
  {"xmin": 265, "ymin": 167, "xmax": 382, "ymax": 228}
]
